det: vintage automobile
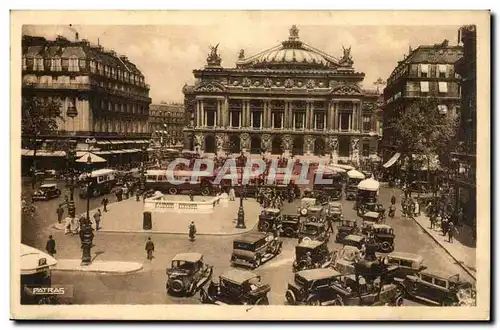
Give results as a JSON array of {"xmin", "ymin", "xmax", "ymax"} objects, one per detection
[
  {"xmin": 281, "ymin": 211, "xmax": 301, "ymax": 238},
  {"xmin": 332, "ymin": 245, "xmax": 362, "ymax": 275},
  {"xmin": 306, "ymin": 205, "xmax": 326, "ymax": 223},
  {"xmin": 342, "ymin": 234, "xmax": 366, "ymax": 249},
  {"xmin": 298, "ymin": 222, "xmax": 330, "ymax": 243},
  {"xmin": 358, "ymin": 202, "xmax": 386, "ymax": 218},
  {"xmin": 258, "ymin": 208, "xmax": 281, "ymax": 232},
  {"xmin": 386, "ymin": 252, "xmax": 426, "ymax": 280},
  {"xmin": 371, "ymin": 224, "xmax": 396, "ymax": 253},
  {"xmin": 285, "ymin": 268, "xmax": 403, "ymax": 306},
  {"xmin": 300, "ymin": 197, "xmax": 317, "ymax": 211},
  {"xmin": 292, "ymin": 240, "xmax": 334, "ymax": 272},
  {"xmin": 361, "ymin": 211, "xmax": 384, "ymax": 224},
  {"xmin": 345, "ymin": 184, "xmax": 358, "ymax": 201},
  {"xmin": 325, "ymin": 201, "xmax": 343, "ymax": 223},
  {"xmin": 335, "ymin": 219, "xmax": 359, "ymax": 243},
  {"xmin": 231, "ymin": 232, "xmax": 283, "ymax": 269},
  {"xmin": 165, "ymin": 253, "xmax": 213, "ymax": 296},
  {"xmin": 399, "ymin": 271, "xmax": 476, "ymax": 306},
  {"xmin": 199, "ymin": 269, "xmax": 271, "ymax": 305},
  {"xmin": 32, "ymin": 183, "xmax": 61, "ymax": 201}
]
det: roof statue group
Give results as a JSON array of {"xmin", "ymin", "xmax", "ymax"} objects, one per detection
[{"xmin": 206, "ymin": 25, "xmax": 354, "ymax": 69}]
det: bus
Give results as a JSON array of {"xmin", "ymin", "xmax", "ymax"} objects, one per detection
[
  {"xmin": 145, "ymin": 169, "xmax": 214, "ymax": 196},
  {"xmin": 78, "ymin": 169, "xmax": 117, "ymax": 198},
  {"xmin": 20, "ymin": 244, "xmax": 58, "ymax": 304}
]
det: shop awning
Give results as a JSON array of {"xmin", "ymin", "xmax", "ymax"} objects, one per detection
[
  {"xmin": 110, "ymin": 140, "xmax": 124, "ymax": 145},
  {"xmin": 358, "ymin": 178, "xmax": 380, "ymax": 192},
  {"xmin": 94, "ymin": 151, "xmax": 113, "ymax": 155},
  {"xmin": 347, "ymin": 169, "xmax": 366, "ymax": 180},
  {"xmin": 21, "ymin": 149, "xmax": 66, "ymax": 157},
  {"xmin": 21, "ymin": 244, "xmax": 58, "ymax": 275},
  {"xmin": 123, "ymin": 140, "xmax": 135, "ymax": 143},
  {"xmin": 382, "ymin": 153, "xmax": 401, "ymax": 168},
  {"xmin": 75, "ymin": 152, "xmax": 107, "ymax": 163},
  {"xmin": 97, "ymin": 141, "xmax": 111, "ymax": 145}
]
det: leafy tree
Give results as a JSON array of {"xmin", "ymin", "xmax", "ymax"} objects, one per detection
[
  {"xmin": 390, "ymin": 97, "xmax": 458, "ymax": 184},
  {"xmin": 21, "ymin": 95, "xmax": 63, "ymax": 187}
]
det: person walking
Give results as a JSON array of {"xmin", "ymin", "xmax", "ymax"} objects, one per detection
[
  {"xmin": 56, "ymin": 205, "xmax": 64, "ymax": 224},
  {"xmin": 414, "ymin": 199, "xmax": 420, "ymax": 217},
  {"xmin": 189, "ymin": 221, "xmax": 197, "ymax": 241},
  {"xmin": 93, "ymin": 209, "xmax": 102, "ymax": 231},
  {"xmin": 447, "ymin": 221, "xmax": 455, "ymax": 243},
  {"xmin": 45, "ymin": 235, "xmax": 56, "ymax": 257},
  {"xmin": 101, "ymin": 196, "xmax": 109, "ymax": 212},
  {"xmin": 326, "ymin": 217, "xmax": 335, "ymax": 234},
  {"xmin": 390, "ymin": 195, "xmax": 396, "ymax": 206},
  {"xmin": 229, "ymin": 187, "xmax": 236, "ymax": 201},
  {"xmin": 145, "ymin": 237, "xmax": 155, "ymax": 260},
  {"xmin": 189, "ymin": 190, "xmax": 194, "ymax": 202},
  {"xmin": 123, "ymin": 185, "xmax": 129, "ymax": 199},
  {"xmin": 441, "ymin": 217, "xmax": 448, "ymax": 236}
]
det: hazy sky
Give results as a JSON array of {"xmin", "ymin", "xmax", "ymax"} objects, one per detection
[{"xmin": 23, "ymin": 23, "xmax": 460, "ymax": 103}]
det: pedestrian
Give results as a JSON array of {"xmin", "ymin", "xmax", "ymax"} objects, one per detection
[
  {"xmin": 189, "ymin": 221, "xmax": 197, "ymax": 241},
  {"xmin": 45, "ymin": 235, "xmax": 56, "ymax": 257},
  {"xmin": 101, "ymin": 196, "xmax": 109, "ymax": 212},
  {"xmin": 441, "ymin": 218, "xmax": 448, "ymax": 236},
  {"xmin": 414, "ymin": 199, "xmax": 420, "ymax": 217},
  {"xmin": 145, "ymin": 237, "xmax": 155, "ymax": 260},
  {"xmin": 430, "ymin": 212, "xmax": 436, "ymax": 229},
  {"xmin": 56, "ymin": 205, "xmax": 64, "ymax": 224},
  {"xmin": 326, "ymin": 217, "xmax": 335, "ymax": 234},
  {"xmin": 448, "ymin": 221, "xmax": 455, "ymax": 243},
  {"xmin": 136, "ymin": 190, "xmax": 141, "ymax": 201},
  {"xmin": 305, "ymin": 252, "xmax": 313, "ymax": 268},
  {"xmin": 242, "ymin": 184, "xmax": 248, "ymax": 200},
  {"xmin": 391, "ymin": 195, "xmax": 396, "ymax": 205},
  {"xmin": 229, "ymin": 187, "xmax": 236, "ymax": 201},
  {"xmin": 123, "ymin": 185, "xmax": 129, "ymax": 199},
  {"xmin": 93, "ymin": 209, "xmax": 102, "ymax": 231},
  {"xmin": 189, "ymin": 190, "xmax": 194, "ymax": 202}
]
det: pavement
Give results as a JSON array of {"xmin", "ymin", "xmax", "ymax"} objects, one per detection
[
  {"xmin": 51, "ymin": 196, "xmax": 260, "ymax": 235},
  {"xmin": 53, "ymin": 259, "xmax": 143, "ymax": 274},
  {"xmin": 411, "ymin": 212, "xmax": 477, "ymax": 280}
]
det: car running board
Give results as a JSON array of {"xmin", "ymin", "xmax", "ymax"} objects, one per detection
[{"xmin": 412, "ymin": 295, "xmax": 440, "ymax": 305}]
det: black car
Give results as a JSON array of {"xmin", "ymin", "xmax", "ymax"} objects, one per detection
[
  {"xmin": 298, "ymin": 222, "xmax": 330, "ymax": 243},
  {"xmin": 165, "ymin": 252, "xmax": 213, "ymax": 297},
  {"xmin": 32, "ymin": 184, "xmax": 61, "ymax": 201}
]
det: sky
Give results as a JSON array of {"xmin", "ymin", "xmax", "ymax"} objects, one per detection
[{"xmin": 23, "ymin": 23, "xmax": 460, "ymax": 104}]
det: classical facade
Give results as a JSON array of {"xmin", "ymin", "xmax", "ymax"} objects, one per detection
[
  {"xmin": 183, "ymin": 26, "xmax": 381, "ymax": 163},
  {"xmin": 21, "ymin": 34, "xmax": 152, "ymax": 170},
  {"xmin": 381, "ymin": 39, "xmax": 463, "ymax": 162},
  {"xmin": 149, "ymin": 103, "xmax": 185, "ymax": 146},
  {"xmin": 451, "ymin": 25, "xmax": 476, "ymax": 228}
]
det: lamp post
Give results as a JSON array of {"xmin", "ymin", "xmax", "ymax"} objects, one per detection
[
  {"xmin": 65, "ymin": 100, "xmax": 78, "ymax": 218},
  {"xmin": 84, "ymin": 138, "xmax": 97, "ymax": 221},
  {"xmin": 236, "ymin": 194, "xmax": 246, "ymax": 229},
  {"xmin": 140, "ymin": 144, "xmax": 148, "ymax": 195},
  {"xmin": 80, "ymin": 137, "xmax": 96, "ymax": 266}
]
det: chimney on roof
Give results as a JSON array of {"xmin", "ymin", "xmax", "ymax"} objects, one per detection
[{"xmin": 442, "ymin": 39, "xmax": 449, "ymax": 47}]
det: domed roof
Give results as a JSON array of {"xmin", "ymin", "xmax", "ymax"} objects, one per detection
[{"xmin": 236, "ymin": 25, "xmax": 340, "ymax": 69}]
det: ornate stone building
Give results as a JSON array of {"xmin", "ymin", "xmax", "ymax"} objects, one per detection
[
  {"xmin": 149, "ymin": 102, "xmax": 185, "ymax": 146},
  {"xmin": 182, "ymin": 26, "xmax": 380, "ymax": 163}
]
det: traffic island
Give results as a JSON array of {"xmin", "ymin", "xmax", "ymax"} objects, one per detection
[
  {"xmin": 51, "ymin": 196, "xmax": 260, "ymax": 235},
  {"xmin": 52, "ymin": 259, "xmax": 143, "ymax": 274}
]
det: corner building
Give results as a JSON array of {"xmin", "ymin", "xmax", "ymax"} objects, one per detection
[{"xmin": 183, "ymin": 26, "xmax": 380, "ymax": 163}]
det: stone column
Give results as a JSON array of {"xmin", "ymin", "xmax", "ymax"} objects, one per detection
[
  {"xmin": 309, "ymin": 102, "xmax": 315, "ymax": 130},
  {"xmin": 333, "ymin": 101, "xmax": 338, "ymax": 130},
  {"xmin": 288, "ymin": 102, "xmax": 293, "ymax": 128},
  {"xmin": 216, "ymin": 99, "xmax": 222, "ymax": 127},
  {"xmin": 196, "ymin": 100, "xmax": 200, "ymax": 127},
  {"xmin": 224, "ymin": 97, "xmax": 229, "ymax": 127},
  {"xmin": 200, "ymin": 100, "xmax": 205, "ymax": 127},
  {"xmin": 358, "ymin": 101, "xmax": 363, "ymax": 133},
  {"xmin": 246, "ymin": 101, "xmax": 251, "ymax": 128}
]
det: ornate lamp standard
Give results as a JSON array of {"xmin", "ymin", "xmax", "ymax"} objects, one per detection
[
  {"xmin": 236, "ymin": 187, "xmax": 246, "ymax": 228},
  {"xmin": 65, "ymin": 101, "xmax": 78, "ymax": 218},
  {"xmin": 139, "ymin": 144, "xmax": 148, "ymax": 196}
]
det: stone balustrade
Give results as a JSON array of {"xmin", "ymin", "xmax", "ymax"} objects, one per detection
[{"xmin": 144, "ymin": 193, "xmax": 222, "ymax": 214}]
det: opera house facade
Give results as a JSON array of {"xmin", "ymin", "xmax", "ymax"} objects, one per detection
[{"xmin": 182, "ymin": 26, "xmax": 381, "ymax": 164}]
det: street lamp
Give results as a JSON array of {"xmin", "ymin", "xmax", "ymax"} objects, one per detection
[
  {"xmin": 140, "ymin": 144, "xmax": 148, "ymax": 195},
  {"xmin": 80, "ymin": 137, "xmax": 96, "ymax": 266},
  {"xmin": 65, "ymin": 99, "xmax": 78, "ymax": 218},
  {"xmin": 84, "ymin": 138, "xmax": 97, "ymax": 221},
  {"xmin": 236, "ymin": 193, "xmax": 246, "ymax": 229}
]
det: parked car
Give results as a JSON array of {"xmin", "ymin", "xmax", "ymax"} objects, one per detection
[
  {"xmin": 32, "ymin": 183, "xmax": 61, "ymax": 201},
  {"xmin": 230, "ymin": 232, "xmax": 283, "ymax": 269},
  {"xmin": 165, "ymin": 252, "xmax": 213, "ymax": 296},
  {"xmin": 342, "ymin": 234, "xmax": 366, "ymax": 250},
  {"xmin": 345, "ymin": 184, "xmax": 358, "ymax": 201},
  {"xmin": 298, "ymin": 222, "xmax": 330, "ymax": 243},
  {"xmin": 199, "ymin": 269, "xmax": 271, "ymax": 305},
  {"xmin": 331, "ymin": 245, "xmax": 362, "ymax": 275},
  {"xmin": 258, "ymin": 208, "xmax": 281, "ymax": 232},
  {"xmin": 292, "ymin": 240, "xmax": 334, "ymax": 272},
  {"xmin": 285, "ymin": 268, "xmax": 403, "ymax": 306},
  {"xmin": 281, "ymin": 211, "xmax": 301, "ymax": 238},
  {"xmin": 399, "ymin": 271, "xmax": 476, "ymax": 306},
  {"xmin": 358, "ymin": 203, "xmax": 386, "ymax": 218},
  {"xmin": 325, "ymin": 201, "xmax": 343, "ymax": 223},
  {"xmin": 370, "ymin": 224, "xmax": 396, "ymax": 253},
  {"xmin": 305, "ymin": 205, "xmax": 326, "ymax": 223},
  {"xmin": 386, "ymin": 252, "xmax": 426, "ymax": 281},
  {"xmin": 335, "ymin": 219, "xmax": 359, "ymax": 243},
  {"xmin": 361, "ymin": 211, "xmax": 384, "ymax": 225}
]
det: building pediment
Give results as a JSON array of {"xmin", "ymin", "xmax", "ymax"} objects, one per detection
[
  {"xmin": 331, "ymin": 84, "xmax": 362, "ymax": 96},
  {"xmin": 193, "ymin": 81, "xmax": 226, "ymax": 93}
]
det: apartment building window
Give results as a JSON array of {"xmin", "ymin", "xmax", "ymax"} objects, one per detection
[
  {"xmin": 339, "ymin": 113, "xmax": 351, "ymax": 131},
  {"xmin": 115, "ymin": 103, "xmax": 119, "ymax": 112},
  {"xmin": 314, "ymin": 112, "xmax": 326, "ymax": 130},
  {"xmin": 251, "ymin": 110, "xmax": 262, "ymax": 129},
  {"xmin": 438, "ymin": 81, "xmax": 448, "ymax": 93},
  {"xmin": 420, "ymin": 64, "xmax": 429, "ymax": 78},
  {"xmin": 79, "ymin": 59, "xmax": 86, "ymax": 69},
  {"xmin": 293, "ymin": 112, "xmax": 305, "ymax": 130},
  {"xmin": 420, "ymin": 81, "xmax": 429, "ymax": 93},
  {"xmin": 108, "ymin": 102, "xmax": 112, "ymax": 111},
  {"xmin": 362, "ymin": 116, "xmax": 372, "ymax": 132},
  {"xmin": 68, "ymin": 57, "xmax": 79, "ymax": 72},
  {"xmin": 205, "ymin": 110, "xmax": 216, "ymax": 127},
  {"xmin": 230, "ymin": 111, "xmax": 241, "ymax": 128},
  {"xmin": 89, "ymin": 60, "xmax": 96, "ymax": 73},
  {"xmin": 22, "ymin": 57, "xmax": 27, "ymax": 70},
  {"xmin": 97, "ymin": 62, "xmax": 103, "ymax": 74},
  {"xmin": 272, "ymin": 111, "xmax": 284, "ymax": 129},
  {"xmin": 33, "ymin": 57, "xmax": 44, "ymax": 71},
  {"xmin": 438, "ymin": 64, "xmax": 448, "ymax": 78},
  {"xmin": 111, "ymin": 67, "xmax": 116, "ymax": 79},
  {"xmin": 362, "ymin": 142, "xmax": 370, "ymax": 157}
]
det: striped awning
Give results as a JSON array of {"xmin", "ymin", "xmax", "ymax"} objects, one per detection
[
  {"xmin": 110, "ymin": 140, "xmax": 124, "ymax": 144},
  {"xmin": 383, "ymin": 153, "xmax": 401, "ymax": 168},
  {"xmin": 97, "ymin": 141, "xmax": 111, "ymax": 145},
  {"xmin": 21, "ymin": 149, "xmax": 66, "ymax": 157}
]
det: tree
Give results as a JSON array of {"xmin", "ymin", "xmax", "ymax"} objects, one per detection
[
  {"xmin": 21, "ymin": 95, "xmax": 63, "ymax": 187},
  {"xmin": 390, "ymin": 97, "xmax": 458, "ymax": 184}
]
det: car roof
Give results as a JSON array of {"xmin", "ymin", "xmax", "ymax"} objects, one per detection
[
  {"xmin": 234, "ymin": 232, "xmax": 267, "ymax": 244},
  {"xmin": 420, "ymin": 270, "xmax": 460, "ymax": 281},
  {"xmin": 363, "ymin": 211, "xmax": 380, "ymax": 218},
  {"xmin": 308, "ymin": 206, "xmax": 323, "ymax": 211},
  {"xmin": 304, "ymin": 222, "xmax": 325, "ymax": 227},
  {"xmin": 388, "ymin": 252, "xmax": 424, "ymax": 263},
  {"xmin": 263, "ymin": 208, "xmax": 280, "ymax": 213},
  {"xmin": 373, "ymin": 224, "xmax": 392, "ymax": 229},
  {"xmin": 40, "ymin": 183, "xmax": 57, "ymax": 188},
  {"xmin": 329, "ymin": 202, "xmax": 342, "ymax": 207},
  {"xmin": 297, "ymin": 240, "xmax": 324, "ymax": 249},
  {"xmin": 297, "ymin": 268, "xmax": 341, "ymax": 281},
  {"xmin": 171, "ymin": 252, "xmax": 203, "ymax": 263},
  {"xmin": 344, "ymin": 234, "xmax": 364, "ymax": 242},
  {"xmin": 342, "ymin": 218, "xmax": 357, "ymax": 222},
  {"xmin": 221, "ymin": 269, "xmax": 259, "ymax": 285}
]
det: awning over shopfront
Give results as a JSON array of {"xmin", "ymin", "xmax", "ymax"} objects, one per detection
[
  {"xmin": 358, "ymin": 178, "xmax": 380, "ymax": 192},
  {"xmin": 94, "ymin": 151, "xmax": 113, "ymax": 155},
  {"xmin": 97, "ymin": 141, "xmax": 111, "ymax": 145},
  {"xmin": 382, "ymin": 153, "xmax": 401, "ymax": 168},
  {"xmin": 347, "ymin": 169, "xmax": 366, "ymax": 180},
  {"xmin": 75, "ymin": 152, "xmax": 107, "ymax": 163},
  {"xmin": 21, "ymin": 149, "xmax": 66, "ymax": 157},
  {"xmin": 123, "ymin": 140, "xmax": 135, "ymax": 144},
  {"xmin": 110, "ymin": 140, "xmax": 124, "ymax": 145}
]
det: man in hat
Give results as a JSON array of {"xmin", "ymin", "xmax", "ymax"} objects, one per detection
[
  {"xmin": 101, "ymin": 196, "xmax": 109, "ymax": 212},
  {"xmin": 93, "ymin": 209, "xmax": 102, "ymax": 231},
  {"xmin": 46, "ymin": 235, "xmax": 56, "ymax": 257},
  {"xmin": 145, "ymin": 237, "xmax": 155, "ymax": 260},
  {"xmin": 56, "ymin": 205, "xmax": 64, "ymax": 224}
]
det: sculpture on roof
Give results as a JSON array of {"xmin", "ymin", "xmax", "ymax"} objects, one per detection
[
  {"xmin": 238, "ymin": 49, "xmax": 245, "ymax": 60},
  {"xmin": 289, "ymin": 25, "xmax": 299, "ymax": 41},
  {"xmin": 339, "ymin": 45, "xmax": 354, "ymax": 67},
  {"xmin": 206, "ymin": 43, "xmax": 222, "ymax": 66}
]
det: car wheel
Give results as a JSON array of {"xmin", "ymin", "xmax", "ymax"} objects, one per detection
[
  {"xmin": 169, "ymin": 187, "xmax": 178, "ymax": 195},
  {"xmin": 308, "ymin": 297, "xmax": 321, "ymax": 306},
  {"xmin": 201, "ymin": 187, "xmax": 210, "ymax": 196},
  {"xmin": 261, "ymin": 222, "xmax": 270, "ymax": 232},
  {"xmin": 380, "ymin": 241, "xmax": 392, "ymax": 253},
  {"xmin": 169, "ymin": 279, "xmax": 184, "ymax": 293},
  {"xmin": 285, "ymin": 290, "xmax": 296, "ymax": 305},
  {"xmin": 254, "ymin": 257, "xmax": 261, "ymax": 269},
  {"xmin": 332, "ymin": 295, "xmax": 344, "ymax": 306},
  {"xmin": 394, "ymin": 295, "xmax": 404, "ymax": 306},
  {"xmin": 396, "ymin": 283, "xmax": 407, "ymax": 297}
]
